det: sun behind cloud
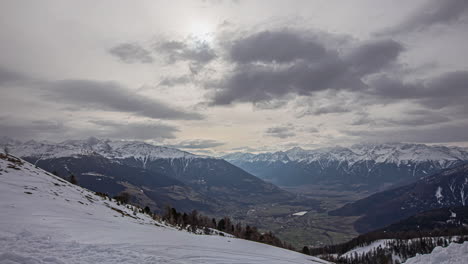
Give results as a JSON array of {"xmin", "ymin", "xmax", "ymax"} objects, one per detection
[{"xmin": 188, "ymin": 20, "xmax": 215, "ymax": 43}]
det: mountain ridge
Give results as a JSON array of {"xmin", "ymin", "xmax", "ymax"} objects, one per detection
[
  {"xmin": 330, "ymin": 163, "xmax": 468, "ymax": 233},
  {"xmin": 222, "ymin": 143, "xmax": 468, "ymax": 190}
]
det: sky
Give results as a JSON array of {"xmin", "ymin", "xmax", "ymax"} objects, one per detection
[{"xmin": 1, "ymin": 0, "xmax": 468, "ymax": 155}]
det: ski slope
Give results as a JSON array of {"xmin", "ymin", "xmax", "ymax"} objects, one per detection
[{"xmin": 0, "ymin": 154, "xmax": 328, "ymax": 264}]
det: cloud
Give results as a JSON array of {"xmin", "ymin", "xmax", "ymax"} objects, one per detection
[
  {"xmin": 229, "ymin": 30, "xmax": 330, "ymax": 63},
  {"xmin": 383, "ymin": 115, "xmax": 451, "ymax": 126},
  {"xmin": 154, "ymin": 39, "xmax": 216, "ymax": 70},
  {"xmin": 350, "ymin": 108, "xmax": 452, "ymax": 128},
  {"xmin": 311, "ymin": 105, "xmax": 350, "ymax": 116},
  {"xmin": 43, "ymin": 79, "xmax": 202, "ymax": 120},
  {"xmin": 0, "ymin": 66, "xmax": 29, "ymax": 85},
  {"xmin": 159, "ymin": 75, "xmax": 192, "ymax": 86},
  {"xmin": 343, "ymin": 39, "xmax": 404, "ymax": 75},
  {"xmin": 207, "ymin": 29, "xmax": 404, "ymax": 106},
  {"xmin": 343, "ymin": 122, "xmax": 468, "ymax": 143},
  {"xmin": 379, "ymin": 0, "xmax": 468, "ymax": 35},
  {"xmin": 351, "ymin": 112, "xmax": 375, "ymax": 126},
  {"xmin": 89, "ymin": 120, "xmax": 178, "ymax": 140},
  {"xmin": 108, "ymin": 43, "xmax": 154, "ymax": 64},
  {"xmin": 265, "ymin": 125, "xmax": 296, "ymax": 139},
  {"xmin": 367, "ymin": 71, "xmax": 468, "ymax": 109},
  {"xmin": 0, "ymin": 119, "xmax": 67, "ymax": 140},
  {"xmin": 166, "ymin": 139, "xmax": 225, "ymax": 149}
]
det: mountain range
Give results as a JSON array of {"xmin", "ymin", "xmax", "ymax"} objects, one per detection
[
  {"xmin": 223, "ymin": 143, "xmax": 468, "ymax": 191},
  {"xmin": 2, "ymin": 137, "xmax": 317, "ymax": 218}
]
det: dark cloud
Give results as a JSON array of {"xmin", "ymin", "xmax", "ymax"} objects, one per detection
[
  {"xmin": 344, "ymin": 39, "xmax": 404, "ymax": 75},
  {"xmin": 166, "ymin": 139, "xmax": 225, "ymax": 149},
  {"xmin": 379, "ymin": 0, "xmax": 468, "ymax": 35},
  {"xmin": 311, "ymin": 105, "xmax": 350, "ymax": 116},
  {"xmin": 383, "ymin": 115, "xmax": 451, "ymax": 126},
  {"xmin": 343, "ymin": 122, "xmax": 468, "ymax": 143},
  {"xmin": 208, "ymin": 30, "xmax": 403, "ymax": 106},
  {"xmin": 44, "ymin": 79, "xmax": 202, "ymax": 120},
  {"xmin": 0, "ymin": 119, "xmax": 67, "ymax": 140},
  {"xmin": 368, "ymin": 71, "xmax": 468, "ymax": 109},
  {"xmin": 265, "ymin": 125, "xmax": 296, "ymax": 139},
  {"xmin": 109, "ymin": 43, "xmax": 154, "ymax": 64},
  {"xmin": 209, "ymin": 59, "xmax": 359, "ymax": 105},
  {"xmin": 89, "ymin": 120, "xmax": 178, "ymax": 140},
  {"xmin": 0, "ymin": 66, "xmax": 29, "ymax": 85},
  {"xmin": 155, "ymin": 39, "xmax": 216, "ymax": 67},
  {"xmin": 229, "ymin": 30, "xmax": 330, "ymax": 63},
  {"xmin": 351, "ymin": 109, "xmax": 452, "ymax": 127}
]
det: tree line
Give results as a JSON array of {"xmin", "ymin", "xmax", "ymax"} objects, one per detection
[
  {"xmin": 306, "ymin": 228, "xmax": 468, "ymax": 264},
  {"xmin": 162, "ymin": 206, "xmax": 295, "ymax": 251},
  {"xmin": 93, "ymin": 190, "xmax": 296, "ymax": 252}
]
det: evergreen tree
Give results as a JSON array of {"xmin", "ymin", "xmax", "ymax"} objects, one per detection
[{"xmin": 69, "ymin": 174, "xmax": 78, "ymax": 185}]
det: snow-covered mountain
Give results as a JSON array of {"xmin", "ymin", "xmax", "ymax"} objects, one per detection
[
  {"xmin": 2, "ymin": 137, "xmax": 298, "ymax": 219},
  {"xmin": 0, "ymin": 153, "xmax": 328, "ymax": 264},
  {"xmin": 223, "ymin": 143, "xmax": 468, "ymax": 190},
  {"xmin": 225, "ymin": 144, "xmax": 468, "ymax": 165},
  {"xmin": 7, "ymin": 137, "xmax": 206, "ymax": 164}
]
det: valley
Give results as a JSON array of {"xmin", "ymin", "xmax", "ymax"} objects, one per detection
[{"xmin": 3, "ymin": 138, "xmax": 468, "ymax": 249}]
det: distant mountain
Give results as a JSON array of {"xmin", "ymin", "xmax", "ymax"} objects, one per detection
[
  {"xmin": 330, "ymin": 163, "xmax": 468, "ymax": 233},
  {"xmin": 378, "ymin": 206, "xmax": 468, "ymax": 233},
  {"xmin": 5, "ymin": 137, "xmax": 298, "ymax": 215},
  {"xmin": 223, "ymin": 143, "xmax": 468, "ymax": 190}
]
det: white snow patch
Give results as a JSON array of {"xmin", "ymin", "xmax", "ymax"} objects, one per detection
[
  {"xmin": 342, "ymin": 239, "xmax": 392, "ymax": 258},
  {"xmin": 450, "ymin": 210, "xmax": 457, "ymax": 218},
  {"xmin": 435, "ymin": 186, "xmax": 444, "ymax": 204},
  {"xmin": 404, "ymin": 242, "xmax": 468, "ymax": 264},
  {"xmin": 292, "ymin": 211, "xmax": 308, "ymax": 216}
]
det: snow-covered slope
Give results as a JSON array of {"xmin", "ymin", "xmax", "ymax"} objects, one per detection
[
  {"xmin": 0, "ymin": 154, "xmax": 328, "ymax": 264},
  {"xmin": 404, "ymin": 241, "xmax": 468, "ymax": 264}
]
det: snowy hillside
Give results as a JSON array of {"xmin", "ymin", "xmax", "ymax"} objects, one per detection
[
  {"xmin": 404, "ymin": 241, "xmax": 468, "ymax": 264},
  {"xmin": 0, "ymin": 153, "xmax": 328, "ymax": 264}
]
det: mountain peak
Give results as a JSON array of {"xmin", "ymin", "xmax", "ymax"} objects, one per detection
[{"xmin": 8, "ymin": 139, "xmax": 210, "ymax": 161}]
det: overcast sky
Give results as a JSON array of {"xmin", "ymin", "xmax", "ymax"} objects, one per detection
[{"xmin": 1, "ymin": 0, "xmax": 468, "ymax": 154}]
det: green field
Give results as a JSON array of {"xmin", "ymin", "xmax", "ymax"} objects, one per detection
[{"xmin": 240, "ymin": 184, "xmax": 372, "ymax": 248}]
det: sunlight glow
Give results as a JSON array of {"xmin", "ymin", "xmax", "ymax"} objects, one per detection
[{"xmin": 188, "ymin": 20, "xmax": 215, "ymax": 43}]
